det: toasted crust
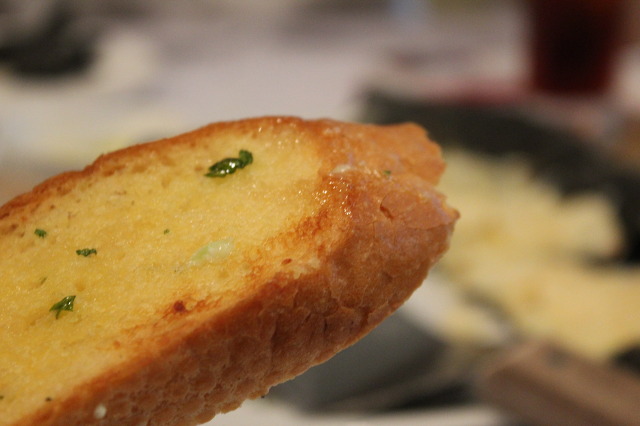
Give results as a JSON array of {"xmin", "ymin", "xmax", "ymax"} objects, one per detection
[{"xmin": 0, "ymin": 117, "xmax": 457, "ymax": 425}]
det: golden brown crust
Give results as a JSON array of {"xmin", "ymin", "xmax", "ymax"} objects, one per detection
[{"xmin": 4, "ymin": 116, "xmax": 457, "ymax": 425}]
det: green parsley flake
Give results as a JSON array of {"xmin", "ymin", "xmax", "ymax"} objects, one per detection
[
  {"xmin": 34, "ymin": 229, "xmax": 47, "ymax": 238},
  {"xmin": 164, "ymin": 229, "xmax": 170, "ymax": 235},
  {"xmin": 50, "ymin": 295, "xmax": 76, "ymax": 319},
  {"xmin": 205, "ymin": 150, "xmax": 253, "ymax": 178},
  {"xmin": 76, "ymin": 248, "xmax": 97, "ymax": 257}
]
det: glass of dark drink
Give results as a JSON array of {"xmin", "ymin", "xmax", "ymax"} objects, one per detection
[{"xmin": 528, "ymin": 0, "xmax": 626, "ymax": 97}]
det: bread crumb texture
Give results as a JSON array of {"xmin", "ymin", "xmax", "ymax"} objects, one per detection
[{"xmin": 0, "ymin": 117, "xmax": 456, "ymax": 425}]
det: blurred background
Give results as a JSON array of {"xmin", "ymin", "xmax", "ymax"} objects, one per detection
[{"xmin": 2, "ymin": 1, "xmax": 640, "ymax": 425}]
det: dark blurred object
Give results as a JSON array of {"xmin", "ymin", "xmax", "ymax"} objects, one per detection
[
  {"xmin": 527, "ymin": 0, "xmax": 625, "ymax": 96},
  {"xmin": 362, "ymin": 91, "xmax": 640, "ymax": 262},
  {"xmin": 270, "ymin": 312, "xmax": 471, "ymax": 412},
  {"xmin": 0, "ymin": 0, "xmax": 97, "ymax": 78},
  {"xmin": 613, "ymin": 345, "xmax": 640, "ymax": 376}
]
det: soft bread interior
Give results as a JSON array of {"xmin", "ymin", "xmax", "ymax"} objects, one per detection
[{"xmin": 0, "ymin": 124, "xmax": 324, "ymax": 422}]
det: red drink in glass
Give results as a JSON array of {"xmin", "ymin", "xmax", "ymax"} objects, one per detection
[{"xmin": 529, "ymin": 0, "xmax": 625, "ymax": 96}]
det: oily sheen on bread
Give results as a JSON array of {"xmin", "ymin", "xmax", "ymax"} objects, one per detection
[{"xmin": 0, "ymin": 116, "xmax": 457, "ymax": 425}]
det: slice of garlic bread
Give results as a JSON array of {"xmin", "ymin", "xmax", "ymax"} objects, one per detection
[{"xmin": 0, "ymin": 116, "xmax": 457, "ymax": 425}]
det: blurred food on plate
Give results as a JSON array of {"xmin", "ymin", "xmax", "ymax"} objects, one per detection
[{"xmin": 438, "ymin": 148, "xmax": 640, "ymax": 360}]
